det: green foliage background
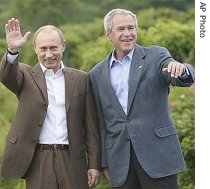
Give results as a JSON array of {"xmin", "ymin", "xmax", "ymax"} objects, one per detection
[{"xmin": 0, "ymin": 0, "xmax": 194, "ymax": 188}]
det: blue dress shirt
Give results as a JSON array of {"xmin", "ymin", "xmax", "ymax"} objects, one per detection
[{"xmin": 109, "ymin": 49, "xmax": 134, "ymax": 114}]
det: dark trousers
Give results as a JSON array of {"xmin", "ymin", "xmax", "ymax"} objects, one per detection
[
  {"xmin": 24, "ymin": 146, "xmax": 76, "ymax": 189},
  {"xmin": 113, "ymin": 145, "xmax": 178, "ymax": 189}
]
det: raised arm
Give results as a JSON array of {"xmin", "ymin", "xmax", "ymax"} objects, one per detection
[{"xmin": 5, "ymin": 18, "xmax": 31, "ymax": 53}]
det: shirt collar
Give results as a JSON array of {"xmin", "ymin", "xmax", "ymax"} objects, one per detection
[
  {"xmin": 40, "ymin": 61, "xmax": 65, "ymax": 74},
  {"xmin": 109, "ymin": 48, "xmax": 135, "ymax": 69}
]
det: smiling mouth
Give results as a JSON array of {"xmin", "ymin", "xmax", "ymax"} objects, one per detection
[
  {"xmin": 45, "ymin": 59, "xmax": 55, "ymax": 63},
  {"xmin": 122, "ymin": 39, "xmax": 133, "ymax": 42}
]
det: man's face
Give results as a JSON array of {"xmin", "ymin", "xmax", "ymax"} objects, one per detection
[
  {"xmin": 34, "ymin": 30, "xmax": 65, "ymax": 72},
  {"xmin": 106, "ymin": 14, "xmax": 137, "ymax": 60}
]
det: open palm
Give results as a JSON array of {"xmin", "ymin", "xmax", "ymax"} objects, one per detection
[{"xmin": 5, "ymin": 18, "xmax": 31, "ymax": 51}]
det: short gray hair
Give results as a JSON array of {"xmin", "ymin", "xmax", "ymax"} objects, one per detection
[
  {"xmin": 104, "ymin": 8, "xmax": 138, "ymax": 32},
  {"xmin": 33, "ymin": 25, "xmax": 65, "ymax": 45}
]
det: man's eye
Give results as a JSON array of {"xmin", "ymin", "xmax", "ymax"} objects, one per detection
[
  {"xmin": 51, "ymin": 47, "xmax": 58, "ymax": 51},
  {"xmin": 40, "ymin": 48, "xmax": 46, "ymax": 51}
]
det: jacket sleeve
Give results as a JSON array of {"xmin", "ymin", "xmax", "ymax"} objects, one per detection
[
  {"xmin": 0, "ymin": 52, "xmax": 23, "ymax": 94},
  {"xmin": 89, "ymin": 71, "xmax": 107, "ymax": 168},
  {"xmin": 155, "ymin": 46, "xmax": 195, "ymax": 87}
]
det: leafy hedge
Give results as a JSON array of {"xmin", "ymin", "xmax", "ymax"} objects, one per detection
[{"xmin": 169, "ymin": 85, "xmax": 195, "ymax": 189}]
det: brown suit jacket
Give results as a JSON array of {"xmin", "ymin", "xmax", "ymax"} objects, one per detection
[{"xmin": 0, "ymin": 52, "xmax": 101, "ymax": 188}]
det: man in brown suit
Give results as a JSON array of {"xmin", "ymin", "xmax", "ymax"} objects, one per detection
[{"xmin": 0, "ymin": 18, "xmax": 101, "ymax": 189}]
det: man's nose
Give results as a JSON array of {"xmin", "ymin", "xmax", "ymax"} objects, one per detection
[
  {"xmin": 45, "ymin": 49, "xmax": 53, "ymax": 57},
  {"xmin": 123, "ymin": 29, "xmax": 131, "ymax": 36}
]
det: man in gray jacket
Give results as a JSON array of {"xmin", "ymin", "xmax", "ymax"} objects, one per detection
[{"xmin": 89, "ymin": 8, "xmax": 195, "ymax": 189}]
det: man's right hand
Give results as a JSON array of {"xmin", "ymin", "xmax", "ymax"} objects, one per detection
[
  {"xmin": 5, "ymin": 18, "xmax": 31, "ymax": 53},
  {"xmin": 102, "ymin": 167, "xmax": 111, "ymax": 181}
]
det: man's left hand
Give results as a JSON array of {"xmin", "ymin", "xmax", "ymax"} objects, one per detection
[
  {"xmin": 87, "ymin": 169, "xmax": 100, "ymax": 188},
  {"xmin": 162, "ymin": 61, "xmax": 185, "ymax": 78}
]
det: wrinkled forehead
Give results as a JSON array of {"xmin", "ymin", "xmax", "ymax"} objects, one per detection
[
  {"xmin": 35, "ymin": 31, "xmax": 63, "ymax": 48},
  {"xmin": 112, "ymin": 14, "xmax": 135, "ymax": 27}
]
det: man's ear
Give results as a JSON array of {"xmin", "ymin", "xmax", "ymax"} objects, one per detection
[
  {"xmin": 105, "ymin": 32, "xmax": 111, "ymax": 41},
  {"xmin": 33, "ymin": 43, "xmax": 38, "ymax": 54},
  {"xmin": 62, "ymin": 41, "xmax": 66, "ymax": 52}
]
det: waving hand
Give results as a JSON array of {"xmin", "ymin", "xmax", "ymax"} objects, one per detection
[{"xmin": 5, "ymin": 18, "xmax": 31, "ymax": 53}]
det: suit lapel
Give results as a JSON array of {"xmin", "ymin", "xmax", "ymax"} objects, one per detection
[
  {"xmin": 31, "ymin": 65, "xmax": 75, "ymax": 112},
  {"xmin": 99, "ymin": 56, "xmax": 127, "ymax": 118},
  {"xmin": 31, "ymin": 64, "xmax": 48, "ymax": 103},
  {"xmin": 64, "ymin": 67, "xmax": 76, "ymax": 112},
  {"xmin": 127, "ymin": 45, "xmax": 146, "ymax": 114}
]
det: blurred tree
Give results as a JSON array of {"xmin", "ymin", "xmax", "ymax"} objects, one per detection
[
  {"xmin": 0, "ymin": 0, "xmax": 194, "ymax": 38},
  {"xmin": 139, "ymin": 20, "xmax": 194, "ymax": 65},
  {"xmin": 61, "ymin": 18, "xmax": 104, "ymax": 68}
]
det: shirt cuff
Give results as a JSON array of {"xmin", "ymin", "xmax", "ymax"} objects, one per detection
[
  {"xmin": 179, "ymin": 66, "xmax": 190, "ymax": 79},
  {"xmin": 6, "ymin": 52, "xmax": 19, "ymax": 64}
]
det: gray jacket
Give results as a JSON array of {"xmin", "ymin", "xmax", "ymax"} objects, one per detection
[{"xmin": 89, "ymin": 44, "xmax": 195, "ymax": 187}]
